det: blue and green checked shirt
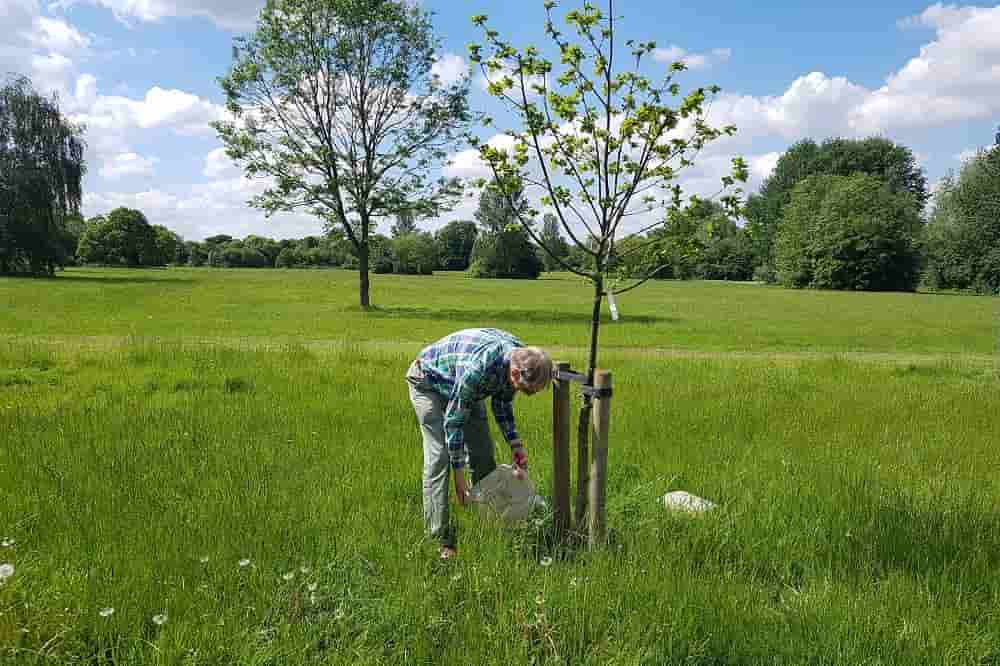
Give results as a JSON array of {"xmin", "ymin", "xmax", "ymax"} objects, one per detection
[{"xmin": 415, "ymin": 328, "xmax": 523, "ymax": 470}]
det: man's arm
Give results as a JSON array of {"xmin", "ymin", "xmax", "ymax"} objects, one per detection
[{"xmin": 490, "ymin": 396, "xmax": 521, "ymax": 449}]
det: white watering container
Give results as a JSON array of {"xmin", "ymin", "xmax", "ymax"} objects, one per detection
[{"xmin": 468, "ymin": 464, "xmax": 547, "ymax": 523}]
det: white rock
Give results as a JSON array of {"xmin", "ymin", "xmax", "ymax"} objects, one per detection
[{"xmin": 662, "ymin": 491, "xmax": 717, "ymax": 514}]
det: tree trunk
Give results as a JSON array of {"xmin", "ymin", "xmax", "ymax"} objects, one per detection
[
  {"xmin": 575, "ymin": 277, "xmax": 605, "ymax": 531},
  {"xmin": 359, "ymin": 242, "xmax": 370, "ymax": 309}
]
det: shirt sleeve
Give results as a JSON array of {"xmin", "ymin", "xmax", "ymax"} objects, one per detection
[
  {"xmin": 443, "ymin": 362, "xmax": 488, "ymax": 470},
  {"xmin": 491, "ymin": 396, "xmax": 520, "ymax": 447}
]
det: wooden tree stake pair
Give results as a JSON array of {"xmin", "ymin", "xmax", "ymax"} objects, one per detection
[{"xmin": 552, "ymin": 362, "xmax": 612, "ymax": 549}]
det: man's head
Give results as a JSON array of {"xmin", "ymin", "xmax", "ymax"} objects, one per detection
[{"xmin": 509, "ymin": 347, "xmax": 553, "ymax": 395}]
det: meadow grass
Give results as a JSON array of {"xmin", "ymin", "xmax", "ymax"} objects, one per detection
[
  {"xmin": 0, "ymin": 267, "xmax": 996, "ymax": 356},
  {"xmin": 1, "ymin": 268, "xmax": 999, "ymax": 664}
]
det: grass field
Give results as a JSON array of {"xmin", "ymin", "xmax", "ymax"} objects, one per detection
[{"xmin": 1, "ymin": 267, "xmax": 999, "ymax": 664}]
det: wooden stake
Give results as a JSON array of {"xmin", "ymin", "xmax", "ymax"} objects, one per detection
[
  {"xmin": 588, "ymin": 370, "xmax": 612, "ymax": 549},
  {"xmin": 575, "ymin": 402, "xmax": 590, "ymax": 532},
  {"xmin": 552, "ymin": 362, "xmax": 572, "ymax": 538}
]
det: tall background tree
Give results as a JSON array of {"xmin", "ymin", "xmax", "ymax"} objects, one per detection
[
  {"xmin": 214, "ymin": 0, "xmax": 470, "ymax": 307},
  {"xmin": 746, "ymin": 136, "xmax": 928, "ymax": 281},
  {"xmin": 390, "ymin": 210, "xmax": 418, "ymax": 238},
  {"xmin": 434, "ymin": 219, "xmax": 478, "ymax": 270},
  {"xmin": 537, "ymin": 212, "xmax": 570, "ymax": 272},
  {"xmin": 923, "ymin": 129, "xmax": 1000, "ymax": 294},
  {"xmin": 469, "ymin": 183, "xmax": 542, "ymax": 279},
  {"xmin": 0, "ymin": 76, "xmax": 86, "ymax": 275},
  {"xmin": 77, "ymin": 208, "xmax": 166, "ymax": 267}
]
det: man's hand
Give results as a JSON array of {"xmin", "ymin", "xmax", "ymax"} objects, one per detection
[
  {"xmin": 454, "ymin": 468, "xmax": 469, "ymax": 506},
  {"xmin": 512, "ymin": 444, "xmax": 528, "ymax": 480}
]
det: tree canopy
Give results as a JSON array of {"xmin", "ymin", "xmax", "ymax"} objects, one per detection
[
  {"xmin": 923, "ymin": 137, "xmax": 1000, "ymax": 293},
  {"xmin": 214, "ymin": 0, "xmax": 471, "ymax": 307},
  {"xmin": 746, "ymin": 137, "xmax": 927, "ymax": 279},
  {"xmin": 0, "ymin": 76, "xmax": 86, "ymax": 275},
  {"xmin": 774, "ymin": 174, "xmax": 922, "ymax": 291}
]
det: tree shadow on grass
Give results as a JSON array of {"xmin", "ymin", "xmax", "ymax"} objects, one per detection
[
  {"xmin": 4, "ymin": 273, "xmax": 196, "ymax": 285},
  {"xmin": 366, "ymin": 305, "xmax": 671, "ymax": 325}
]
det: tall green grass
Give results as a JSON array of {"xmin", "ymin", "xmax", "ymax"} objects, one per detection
[{"xmin": 1, "ymin": 269, "xmax": 998, "ymax": 663}]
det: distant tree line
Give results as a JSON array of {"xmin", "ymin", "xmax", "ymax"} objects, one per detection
[{"xmin": 5, "ymin": 71, "xmax": 999, "ymax": 294}]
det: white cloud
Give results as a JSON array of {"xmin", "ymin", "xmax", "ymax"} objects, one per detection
[
  {"xmin": 70, "ymin": 85, "xmax": 225, "ymax": 135},
  {"xmin": 750, "ymin": 152, "xmax": 781, "ymax": 183},
  {"xmin": 203, "ymin": 147, "xmax": 239, "ymax": 178},
  {"xmin": 431, "ymin": 53, "xmax": 468, "ymax": 86},
  {"xmin": 83, "ymin": 178, "xmax": 323, "ymax": 241},
  {"xmin": 26, "ymin": 16, "xmax": 90, "ymax": 52},
  {"xmin": 29, "ymin": 52, "xmax": 75, "ymax": 92},
  {"xmin": 443, "ymin": 134, "xmax": 516, "ymax": 180},
  {"xmin": 100, "ymin": 151, "xmax": 158, "ymax": 179},
  {"xmin": 852, "ymin": 5, "xmax": 1000, "ymax": 133},
  {"xmin": 476, "ymin": 65, "xmax": 545, "ymax": 97},
  {"xmin": 73, "ymin": 0, "xmax": 264, "ymax": 31},
  {"xmin": 653, "ymin": 45, "xmax": 731, "ymax": 70},
  {"xmin": 0, "ymin": 0, "xmax": 90, "ymax": 96}
]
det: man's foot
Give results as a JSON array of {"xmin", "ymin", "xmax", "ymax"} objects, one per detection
[{"xmin": 439, "ymin": 546, "xmax": 457, "ymax": 560}]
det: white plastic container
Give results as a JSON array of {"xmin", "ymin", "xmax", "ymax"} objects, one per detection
[{"xmin": 468, "ymin": 464, "xmax": 547, "ymax": 523}]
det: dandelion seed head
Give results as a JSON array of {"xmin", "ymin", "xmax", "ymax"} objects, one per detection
[
  {"xmin": 0, "ymin": 563, "xmax": 14, "ymax": 580},
  {"xmin": 99, "ymin": 607, "xmax": 114, "ymax": 617},
  {"xmin": 1, "ymin": 538, "xmax": 14, "ymax": 548},
  {"xmin": 152, "ymin": 613, "xmax": 168, "ymax": 625},
  {"xmin": 238, "ymin": 558, "xmax": 251, "ymax": 568},
  {"xmin": 540, "ymin": 556, "xmax": 553, "ymax": 567}
]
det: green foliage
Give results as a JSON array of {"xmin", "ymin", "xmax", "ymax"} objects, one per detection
[
  {"xmin": 367, "ymin": 234, "xmax": 394, "ymax": 274},
  {"xmin": 0, "ymin": 76, "xmax": 86, "ymax": 275},
  {"xmin": 434, "ymin": 220, "xmax": 478, "ymax": 270},
  {"xmin": 774, "ymin": 174, "xmax": 922, "ymax": 291},
  {"xmin": 609, "ymin": 200, "xmax": 753, "ymax": 282},
  {"xmin": 469, "ymin": 227, "xmax": 543, "ymax": 279},
  {"xmin": 538, "ymin": 213, "xmax": 570, "ymax": 271},
  {"xmin": 747, "ymin": 137, "xmax": 928, "ymax": 278},
  {"xmin": 390, "ymin": 210, "xmax": 418, "ymax": 238},
  {"xmin": 470, "ymin": 184, "xmax": 542, "ymax": 279},
  {"xmin": 923, "ymin": 143, "xmax": 1000, "ymax": 294},
  {"xmin": 214, "ymin": 0, "xmax": 470, "ymax": 306},
  {"xmin": 469, "ymin": 0, "xmax": 745, "ymax": 369},
  {"xmin": 390, "ymin": 232, "xmax": 437, "ymax": 275},
  {"xmin": 77, "ymin": 208, "xmax": 164, "ymax": 267},
  {"xmin": 152, "ymin": 225, "xmax": 181, "ymax": 265}
]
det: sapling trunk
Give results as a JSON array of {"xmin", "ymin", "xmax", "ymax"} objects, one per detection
[{"xmin": 576, "ymin": 275, "xmax": 605, "ymax": 530}]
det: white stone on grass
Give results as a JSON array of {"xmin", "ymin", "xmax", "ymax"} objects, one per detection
[{"xmin": 662, "ymin": 491, "xmax": 717, "ymax": 514}]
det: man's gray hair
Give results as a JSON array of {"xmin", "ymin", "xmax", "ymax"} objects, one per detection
[{"xmin": 510, "ymin": 346, "xmax": 553, "ymax": 390}]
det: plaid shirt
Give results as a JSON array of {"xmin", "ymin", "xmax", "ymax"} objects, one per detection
[{"xmin": 415, "ymin": 328, "xmax": 523, "ymax": 469}]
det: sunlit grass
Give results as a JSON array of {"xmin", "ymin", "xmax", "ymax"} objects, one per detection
[{"xmin": 1, "ymin": 269, "xmax": 998, "ymax": 663}]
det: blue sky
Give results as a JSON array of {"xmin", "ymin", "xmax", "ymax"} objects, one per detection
[{"xmin": 2, "ymin": 0, "xmax": 998, "ymax": 241}]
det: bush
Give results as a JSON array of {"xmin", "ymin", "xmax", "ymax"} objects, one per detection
[
  {"xmin": 391, "ymin": 232, "xmax": 437, "ymax": 275},
  {"xmin": 774, "ymin": 174, "xmax": 922, "ymax": 291},
  {"xmin": 469, "ymin": 228, "xmax": 542, "ymax": 279}
]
